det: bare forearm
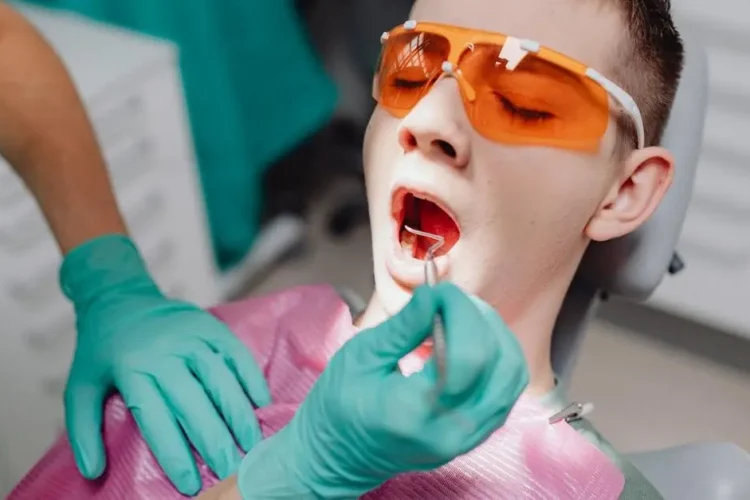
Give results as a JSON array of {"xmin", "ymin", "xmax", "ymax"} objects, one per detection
[
  {"xmin": 197, "ymin": 476, "xmax": 241, "ymax": 500},
  {"xmin": 0, "ymin": 2, "xmax": 127, "ymax": 253},
  {"xmin": 196, "ymin": 430, "xmax": 325, "ymax": 500}
]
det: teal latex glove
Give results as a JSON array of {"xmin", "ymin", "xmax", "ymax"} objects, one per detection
[
  {"xmin": 236, "ymin": 282, "xmax": 529, "ymax": 499},
  {"xmin": 61, "ymin": 235, "xmax": 271, "ymax": 496}
]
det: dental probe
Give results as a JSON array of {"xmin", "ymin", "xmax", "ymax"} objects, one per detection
[{"xmin": 403, "ymin": 225, "xmax": 447, "ymax": 396}]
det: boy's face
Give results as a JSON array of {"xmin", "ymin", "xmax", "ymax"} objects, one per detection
[{"xmin": 363, "ymin": 0, "xmax": 673, "ymax": 323}]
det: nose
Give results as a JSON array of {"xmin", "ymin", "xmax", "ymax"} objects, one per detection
[{"xmin": 397, "ymin": 82, "xmax": 470, "ymax": 169}]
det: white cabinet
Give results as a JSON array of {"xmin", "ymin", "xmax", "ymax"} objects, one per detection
[
  {"xmin": 648, "ymin": 4, "xmax": 750, "ymax": 337},
  {"xmin": 0, "ymin": 6, "xmax": 221, "ymax": 493}
]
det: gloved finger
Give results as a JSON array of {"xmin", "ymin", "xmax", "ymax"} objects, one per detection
[
  {"xmin": 386, "ymin": 365, "xmax": 438, "ymax": 424},
  {"xmin": 188, "ymin": 350, "xmax": 264, "ymax": 452},
  {"xmin": 354, "ymin": 285, "xmax": 439, "ymax": 370},
  {"xmin": 158, "ymin": 367, "xmax": 242, "ymax": 480},
  {"xmin": 218, "ymin": 335, "xmax": 272, "ymax": 408},
  {"xmin": 64, "ymin": 381, "xmax": 108, "ymax": 479},
  {"xmin": 119, "ymin": 375, "xmax": 200, "ymax": 496},
  {"xmin": 433, "ymin": 283, "xmax": 499, "ymax": 408}
]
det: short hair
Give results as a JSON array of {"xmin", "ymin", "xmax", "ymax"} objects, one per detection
[{"xmin": 610, "ymin": 0, "xmax": 685, "ymax": 149}]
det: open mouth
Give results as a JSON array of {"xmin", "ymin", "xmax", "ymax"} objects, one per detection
[{"xmin": 392, "ymin": 188, "xmax": 461, "ymax": 260}]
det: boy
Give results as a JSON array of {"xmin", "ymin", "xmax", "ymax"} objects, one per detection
[
  {"xmin": 205, "ymin": 0, "xmax": 683, "ymax": 496},
  {"xmin": 10, "ymin": 0, "xmax": 684, "ymax": 498}
]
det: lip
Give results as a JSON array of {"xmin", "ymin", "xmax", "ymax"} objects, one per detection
[{"xmin": 386, "ymin": 184, "xmax": 459, "ymax": 288}]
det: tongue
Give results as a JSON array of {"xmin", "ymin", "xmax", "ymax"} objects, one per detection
[{"xmin": 416, "ymin": 202, "xmax": 460, "ymax": 259}]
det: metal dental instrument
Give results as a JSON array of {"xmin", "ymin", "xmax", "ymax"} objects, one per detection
[
  {"xmin": 403, "ymin": 225, "xmax": 447, "ymax": 395},
  {"xmin": 548, "ymin": 402, "xmax": 595, "ymax": 424}
]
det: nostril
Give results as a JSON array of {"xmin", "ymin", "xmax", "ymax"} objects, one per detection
[
  {"xmin": 434, "ymin": 140, "xmax": 456, "ymax": 158},
  {"xmin": 403, "ymin": 132, "xmax": 418, "ymax": 149}
]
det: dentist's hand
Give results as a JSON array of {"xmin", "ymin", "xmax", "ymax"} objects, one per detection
[
  {"xmin": 61, "ymin": 235, "xmax": 271, "ymax": 496},
  {"xmin": 236, "ymin": 282, "xmax": 529, "ymax": 499}
]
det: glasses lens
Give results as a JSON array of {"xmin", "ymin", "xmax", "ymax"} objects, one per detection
[
  {"xmin": 459, "ymin": 43, "xmax": 609, "ymax": 150},
  {"xmin": 374, "ymin": 31, "xmax": 450, "ymax": 116}
]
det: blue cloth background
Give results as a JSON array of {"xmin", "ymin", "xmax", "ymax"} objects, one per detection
[{"xmin": 22, "ymin": 0, "xmax": 338, "ymax": 268}]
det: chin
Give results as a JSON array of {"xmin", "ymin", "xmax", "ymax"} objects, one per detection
[{"xmin": 373, "ymin": 272, "xmax": 413, "ymax": 315}]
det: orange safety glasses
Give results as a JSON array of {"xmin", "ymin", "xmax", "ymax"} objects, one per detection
[{"xmin": 373, "ymin": 21, "xmax": 645, "ymax": 152}]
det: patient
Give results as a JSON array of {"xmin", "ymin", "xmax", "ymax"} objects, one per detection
[{"xmin": 10, "ymin": 0, "xmax": 684, "ymax": 498}]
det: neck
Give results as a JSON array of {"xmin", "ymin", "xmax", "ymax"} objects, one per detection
[{"xmin": 357, "ymin": 286, "xmax": 564, "ymax": 397}]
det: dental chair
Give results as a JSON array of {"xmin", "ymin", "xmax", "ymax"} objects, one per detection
[{"xmin": 553, "ymin": 26, "xmax": 750, "ymax": 500}]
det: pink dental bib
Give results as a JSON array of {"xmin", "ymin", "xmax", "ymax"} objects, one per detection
[{"xmin": 9, "ymin": 285, "xmax": 624, "ymax": 499}]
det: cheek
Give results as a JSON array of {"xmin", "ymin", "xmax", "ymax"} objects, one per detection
[
  {"xmin": 456, "ymin": 159, "xmax": 609, "ymax": 312},
  {"xmin": 363, "ymin": 110, "xmax": 402, "ymax": 206},
  {"xmin": 474, "ymin": 152, "xmax": 612, "ymax": 240}
]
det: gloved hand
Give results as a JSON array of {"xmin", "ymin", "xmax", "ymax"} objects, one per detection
[
  {"xmin": 61, "ymin": 235, "xmax": 271, "ymax": 496},
  {"xmin": 236, "ymin": 282, "xmax": 529, "ymax": 499}
]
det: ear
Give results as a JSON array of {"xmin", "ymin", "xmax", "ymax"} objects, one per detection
[{"xmin": 586, "ymin": 146, "xmax": 674, "ymax": 242}]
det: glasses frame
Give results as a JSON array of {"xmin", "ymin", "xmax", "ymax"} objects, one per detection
[{"xmin": 377, "ymin": 20, "xmax": 645, "ymax": 150}]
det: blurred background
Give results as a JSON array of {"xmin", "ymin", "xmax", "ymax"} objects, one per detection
[{"xmin": 0, "ymin": 0, "xmax": 748, "ymax": 495}]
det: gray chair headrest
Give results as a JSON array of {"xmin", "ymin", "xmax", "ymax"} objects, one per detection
[{"xmin": 578, "ymin": 27, "xmax": 709, "ymax": 300}]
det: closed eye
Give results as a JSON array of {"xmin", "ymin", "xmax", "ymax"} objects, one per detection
[
  {"xmin": 495, "ymin": 94, "xmax": 554, "ymax": 122},
  {"xmin": 392, "ymin": 78, "xmax": 429, "ymax": 89}
]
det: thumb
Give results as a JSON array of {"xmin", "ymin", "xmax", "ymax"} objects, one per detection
[
  {"xmin": 355, "ymin": 285, "xmax": 439, "ymax": 368},
  {"xmin": 64, "ymin": 381, "xmax": 108, "ymax": 479}
]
